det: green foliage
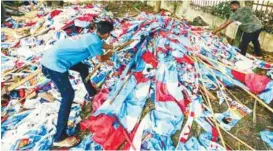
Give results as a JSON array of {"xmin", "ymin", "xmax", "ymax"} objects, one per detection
[
  {"xmin": 212, "ymin": 2, "xmax": 232, "ymax": 19},
  {"xmin": 255, "ymin": 11, "xmax": 273, "ymax": 34}
]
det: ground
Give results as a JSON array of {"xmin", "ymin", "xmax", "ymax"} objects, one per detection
[{"xmin": 61, "ymin": 1, "xmax": 273, "ymax": 150}]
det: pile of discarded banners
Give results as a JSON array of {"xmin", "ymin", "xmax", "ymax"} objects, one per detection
[{"xmin": 1, "ymin": 3, "xmax": 273, "ymax": 150}]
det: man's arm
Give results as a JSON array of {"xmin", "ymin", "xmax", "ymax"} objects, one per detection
[
  {"xmin": 96, "ymin": 50, "xmax": 114, "ymax": 62},
  {"xmin": 103, "ymin": 43, "xmax": 114, "ymax": 50},
  {"xmin": 98, "ymin": 40, "xmax": 135, "ymax": 62},
  {"xmin": 212, "ymin": 20, "xmax": 233, "ymax": 34}
]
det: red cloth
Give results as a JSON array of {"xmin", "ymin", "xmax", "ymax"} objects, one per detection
[
  {"xmin": 264, "ymin": 63, "xmax": 271, "ymax": 68},
  {"xmin": 157, "ymin": 47, "xmax": 168, "ymax": 53},
  {"xmin": 25, "ymin": 21, "xmax": 37, "ymax": 26},
  {"xmin": 80, "ymin": 114, "xmax": 131, "ymax": 150},
  {"xmin": 121, "ymin": 124, "xmax": 139, "ymax": 150},
  {"xmin": 50, "ymin": 10, "xmax": 62, "ymax": 18},
  {"xmin": 245, "ymin": 73, "xmax": 271, "ymax": 94},
  {"xmin": 175, "ymin": 55, "xmax": 194, "ymax": 64},
  {"xmin": 118, "ymin": 65, "xmax": 126, "ymax": 76},
  {"xmin": 102, "ymin": 126, "xmax": 125, "ymax": 150},
  {"xmin": 133, "ymin": 72, "xmax": 149, "ymax": 84},
  {"xmin": 92, "ymin": 88, "xmax": 109, "ymax": 113},
  {"xmin": 142, "ymin": 51, "xmax": 158, "ymax": 68},
  {"xmin": 156, "ymin": 81, "xmax": 187, "ymax": 112},
  {"xmin": 3, "ymin": 22, "xmax": 13, "ymax": 28},
  {"xmin": 211, "ymin": 126, "xmax": 219, "ymax": 142},
  {"xmin": 12, "ymin": 41, "xmax": 20, "ymax": 48},
  {"xmin": 19, "ymin": 89, "xmax": 25, "ymax": 98},
  {"xmin": 231, "ymin": 69, "xmax": 246, "ymax": 83},
  {"xmin": 76, "ymin": 14, "xmax": 94, "ymax": 22},
  {"xmin": 85, "ymin": 4, "xmax": 93, "ymax": 8},
  {"xmin": 61, "ymin": 20, "xmax": 74, "ymax": 30},
  {"xmin": 156, "ymin": 81, "xmax": 176, "ymax": 102}
]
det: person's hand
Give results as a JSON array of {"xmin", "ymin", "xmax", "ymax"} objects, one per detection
[
  {"xmin": 212, "ymin": 30, "xmax": 218, "ymax": 35},
  {"xmin": 105, "ymin": 60, "xmax": 114, "ymax": 66}
]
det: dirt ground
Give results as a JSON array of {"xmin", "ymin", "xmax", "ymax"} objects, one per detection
[{"xmin": 62, "ymin": 1, "xmax": 273, "ymax": 150}]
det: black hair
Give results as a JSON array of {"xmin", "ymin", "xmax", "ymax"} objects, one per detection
[
  {"xmin": 230, "ymin": 1, "xmax": 240, "ymax": 6},
  {"xmin": 222, "ymin": 117, "xmax": 231, "ymax": 124},
  {"xmin": 96, "ymin": 21, "xmax": 113, "ymax": 35}
]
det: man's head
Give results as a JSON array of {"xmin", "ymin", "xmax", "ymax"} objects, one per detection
[
  {"xmin": 230, "ymin": 1, "xmax": 240, "ymax": 12},
  {"xmin": 96, "ymin": 21, "xmax": 113, "ymax": 39}
]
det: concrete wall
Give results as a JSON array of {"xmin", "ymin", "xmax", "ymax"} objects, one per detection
[{"xmin": 147, "ymin": 1, "xmax": 273, "ymax": 52}]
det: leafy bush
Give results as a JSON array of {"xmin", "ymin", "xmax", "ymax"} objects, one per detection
[
  {"xmin": 212, "ymin": 2, "xmax": 232, "ymax": 19},
  {"xmin": 255, "ymin": 11, "xmax": 273, "ymax": 34}
]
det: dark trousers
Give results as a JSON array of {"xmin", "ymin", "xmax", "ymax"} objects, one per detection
[
  {"xmin": 239, "ymin": 29, "xmax": 262, "ymax": 56},
  {"xmin": 42, "ymin": 62, "xmax": 96, "ymax": 142}
]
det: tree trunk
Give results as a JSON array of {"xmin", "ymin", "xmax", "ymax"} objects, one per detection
[{"xmin": 154, "ymin": 1, "xmax": 161, "ymax": 13}]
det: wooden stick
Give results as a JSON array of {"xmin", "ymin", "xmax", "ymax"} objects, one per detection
[
  {"xmin": 85, "ymin": 63, "xmax": 102, "ymax": 83},
  {"xmin": 109, "ymin": 73, "xmax": 132, "ymax": 104},
  {"xmin": 253, "ymin": 100, "xmax": 257, "ymax": 123},
  {"xmin": 225, "ymin": 88, "xmax": 243, "ymax": 104},
  {"xmin": 243, "ymin": 87, "xmax": 273, "ymax": 113},
  {"xmin": 7, "ymin": 69, "xmax": 41, "ymax": 92},
  {"xmin": 200, "ymin": 85, "xmax": 217, "ymax": 100},
  {"xmin": 198, "ymin": 54, "xmax": 248, "ymax": 74},
  {"xmin": 2, "ymin": 64, "xmax": 29, "ymax": 78},
  {"xmin": 194, "ymin": 57, "xmax": 227, "ymax": 149}
]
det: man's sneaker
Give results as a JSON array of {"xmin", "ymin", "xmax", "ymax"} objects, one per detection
[
  {"xmin": 253, "ymin": 54, "xmax": 263, "ymax": 59},
  {"xmin": 53, "ymin": 136, "xmax": 80, "ymax": 147}
]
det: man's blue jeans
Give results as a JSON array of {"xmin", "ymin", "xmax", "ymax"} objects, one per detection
[{"xmin": 42, "ymin": 63, "xmax": 96, "ymax": 142}]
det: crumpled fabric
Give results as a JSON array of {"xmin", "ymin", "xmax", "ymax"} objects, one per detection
[
  {"xmin": 80, "ymin": 114, "xmax": 135, "ymax": 150},
  {"xmin": 91, "ymin": 88, "xmax": 110, "ymax": 113},
  {"xmin": 245, "ymin": 73, "xmax": 271, "ymax": 94},
  {"xmin": 176, "ymin": 132, "xmax": 225, "ymax": 151},
  {"xmin": 176, "ymin": 137, "xmax": 206, "ymax": 150},
  {"xmin": 258, "ymin": 81, "xmax": 273, "ymax": 104},
  {"xmin": 260, "ymin": 130, "xmax": 273, "ymax": 149},
  {"xmin": 1, "ymin": 102, "xmax": 81, "ymax": 150}
]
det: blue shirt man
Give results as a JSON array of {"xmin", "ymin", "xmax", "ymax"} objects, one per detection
[
  {"xmin": 41, "ymin": 21, "xmax": 115, "ymax": 147},
  {"xmin": 41, "ymin": 33, "xmax": 103, "ymax": 73}
]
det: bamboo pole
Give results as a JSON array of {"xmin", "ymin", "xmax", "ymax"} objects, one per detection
[
  {"xmin": 194, "ymin": 57, "xmax": 227, "ymax": 149},
  {"xmin": 253, "ymin": 100, "xmax": 257, "ymax": 123},
  {"xmin": 109, "ymin": 73, "xmax": 132, "ymax": 104},
  {"xmin": 85, "ymin": 63, "xmax": 102, "ymax": 83},
  {"xmin": 200, "ymin": 85, "xmax": 217, "ymax": 100},
  {"xmin": 7, "ymin": 69, "xmax": 41, "ymax": 92}
]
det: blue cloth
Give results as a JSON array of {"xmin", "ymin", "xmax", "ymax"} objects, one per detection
[
  {"xmin": 41, "ymin": 33, "xmax": 103, "ymax": 73},
  {"xmin": 260, "ymin": 130, "xmax": 273, "ymax": 149}
]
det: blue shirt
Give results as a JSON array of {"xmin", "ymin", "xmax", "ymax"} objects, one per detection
[{"xmin": 41, "ymin": 33, "xmax": 103, "ymax": 73}]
